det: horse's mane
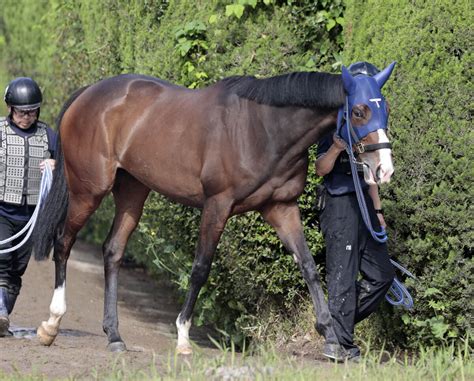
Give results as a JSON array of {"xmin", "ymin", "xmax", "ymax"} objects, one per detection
[{"xmin": 221, "ymin": 72, "xmax": 345, "ymax": 109}]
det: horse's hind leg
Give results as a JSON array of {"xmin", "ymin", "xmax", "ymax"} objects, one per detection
[
  {"xmin": 102, "ymin": 171, "xmax": 150, "ymax": 352},
  {"xmin": 176, "ymin": 195, "xmax": 233, "ymax": 355},
  {"xmin": 260, "ymin": 201, "xmax": 338, "ymax": 345},
  {"xmin": 37, "ymin": 193, "xmax": 104, "ymax": 346}
]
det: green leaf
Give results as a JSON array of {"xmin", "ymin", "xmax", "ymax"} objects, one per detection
[
  {"xmin": 430, "ymin": 320, "xmax": 449, "ymax": 339},
  {"xmin": 225, "ymin": 4, "xmax": 245, "ymax": 19},
  {"xmin": 304, "ymin": 58, "xmax": 316, "ymax": 69},
  {"xmin": 208, "ymin": 14, "xmax": 218, "ymax": 24},
  {"xmin": 401, "ymin": 314, "xmax": 411, "ymax": 325},
  {"xmin": 178, "ymin": 40, "xmax": 192, "ymax": 56},
  {"xmin": 428, "ymin": 300, "xmax": 446, "ymax": 311},
  {"xmin": 239, "ymin": 0, "xmax": 257, "ymax": 7},
  {"xmin": 326, "ymin": 19, "xmax": 336, "ymax": 31},
  {"xmin": 423, "ymin": 287, "xmax": 442, "ymax": 297},
  {"xmin": 414, "ymin": 319, "xmax": 428, "ymax": 327},
  {"xmin": 316, "ymin": 10, "xmax": 328, "ymax": 23}
]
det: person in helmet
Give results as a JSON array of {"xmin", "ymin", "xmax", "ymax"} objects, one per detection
[
  {"xmin": 0, "ymin": 77, "xmax": 57, "ymax": 336},
  {"xmin": 315, "ymin": 62, "xmax": 395, "ymax": 361}
]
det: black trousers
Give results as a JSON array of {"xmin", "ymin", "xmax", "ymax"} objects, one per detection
[
  {"xmin": 0, "ymin": 215, "xmax": 32, "ymax": 297},
  {"xmin": 319, "ymin": 191, "xmax": 395, "ymax": 353}
]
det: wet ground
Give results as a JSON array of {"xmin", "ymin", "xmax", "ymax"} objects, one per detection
[{"xmin": 0, "ymin": 241, "xmax": 215, "ymax": 379}]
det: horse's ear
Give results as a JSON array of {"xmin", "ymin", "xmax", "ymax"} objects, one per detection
[
  {"xmin": 341, "ymin": 65, "xmax": 356, "ymax": 95},
  {"xmin": 374, "ymin": 61, "xmax": 396, "ymax": 89}
]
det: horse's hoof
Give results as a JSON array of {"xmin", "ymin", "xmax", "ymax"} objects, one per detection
[
  {"xmin": 37, "ymin": 322, "xmax": 58, "ymax": 346},
  {"xmin": 176, "ymin": 344, "xmax": 193, "ymax": 355},
  {"xmin": 107, "ymin": 341, "xmax": 127, "ymax": 352}
]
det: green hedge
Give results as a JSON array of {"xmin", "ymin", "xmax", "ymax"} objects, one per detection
[{"xmin": 344, "ymin": 0, "xmax": 472, "ymax": 347}]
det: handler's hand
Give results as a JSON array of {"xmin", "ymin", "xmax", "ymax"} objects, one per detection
[
  {"xmin": 332, "ymin": 134, "xmax": 347, "ymax": 151},
  {"xmin": 40, "ymin": 159, "xmax": 56, "ymax": 173},
  {"xmin": 377, "ymin": 213, "xmax": 387, "ymax": 229}
]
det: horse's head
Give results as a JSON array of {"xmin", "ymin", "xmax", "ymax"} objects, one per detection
[{"xmin": 338, "ymin": 62, "xmax": 396, "ymax": 185}]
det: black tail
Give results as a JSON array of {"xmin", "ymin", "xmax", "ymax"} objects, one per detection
[{"xmin": 33, "ymin": 85, "xmax": 90, "ymax": 260}]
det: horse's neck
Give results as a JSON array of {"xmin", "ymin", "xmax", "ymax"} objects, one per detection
[{"xmin": 268, "ymin": 107, "xmax": 337, "ymax": 152}]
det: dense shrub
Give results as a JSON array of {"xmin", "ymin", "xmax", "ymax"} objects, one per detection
[{"xmin": 344, "ymin": 0, "xmax": 472, "ymax": 347}]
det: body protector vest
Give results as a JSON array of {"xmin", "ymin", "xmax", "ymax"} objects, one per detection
[{"xmin": 0, "ymin": 117, "xmax": 50, "ymax": 205}]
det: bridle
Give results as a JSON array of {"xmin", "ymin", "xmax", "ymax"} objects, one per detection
[{"xmin": 337, "ymin": 96, "xmax": 389, "ymax": 243}]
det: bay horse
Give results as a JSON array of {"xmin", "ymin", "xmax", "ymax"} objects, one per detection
[{"xmin": 33, "ymin": 63, "xmax": 395, "ymax": 353}]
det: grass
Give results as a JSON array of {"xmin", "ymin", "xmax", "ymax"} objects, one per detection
[
  {"xmin": 1, "ymin": 338, "xmax": 471, "ymax": 381},
  {"xmin": 159, "ymin": 340, "xmax": 472, "ymax": 381}
]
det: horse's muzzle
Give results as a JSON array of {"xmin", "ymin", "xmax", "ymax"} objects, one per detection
[{"xmin": 376, "ymin": 162, "xmax": 394, "ymax": 184}]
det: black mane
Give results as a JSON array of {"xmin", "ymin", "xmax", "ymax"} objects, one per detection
[{"xmin": 221, "ymin": 72, "xmax": 345, "ymax": 109}]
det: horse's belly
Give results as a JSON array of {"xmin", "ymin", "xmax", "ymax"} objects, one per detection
[
  {"xmin": 119, "ymin": 130, "xmax": 206, "ymax": 207},
  {"xmin": 232, "ymin": 175, "xmax": 305, "ymax": 214},
  {"xmin": 126, "ymin": 165, "xmax": 205, "ymax": 207}
]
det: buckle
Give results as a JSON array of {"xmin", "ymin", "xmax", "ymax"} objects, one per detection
[{"xmin": 355, "ymin": 142, "xmax": 365, "ymax": 154}]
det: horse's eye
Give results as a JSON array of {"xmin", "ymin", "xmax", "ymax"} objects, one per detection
[{"xmin": 351, "ymin": 104, "xmax": 372, "ymax": 127}]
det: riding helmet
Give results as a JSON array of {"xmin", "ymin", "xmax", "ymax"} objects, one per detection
[
  {"xmin": 347, "ymin": 61, "xmax": 380, "ymax": 77},
  {"xmin": 4, "ymin": 77, "xmax": 42, "ymax": 109}
]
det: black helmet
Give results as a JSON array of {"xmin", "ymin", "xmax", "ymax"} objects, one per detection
[
  {"xmin": 4, "ymin": 77, "xmax": 42, "ymax": 109},
  {"xmin": 347, "ymin": 61, "xmax": 380, "ymax": 77}
]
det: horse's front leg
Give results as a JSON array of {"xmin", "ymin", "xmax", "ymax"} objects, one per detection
[
  {"xmin": 37, "ymin": 236, "xmax": 74, "ymax": 346},
  {"xmin": 176, "ymin": 195, "xmax": 232, "ymax": 355},
  {"xmin": 261, "ymin": 201, "xmax": 338, "ymax": 345}
]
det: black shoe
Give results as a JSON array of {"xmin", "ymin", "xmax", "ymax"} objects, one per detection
[
  {"xmin": 6, "ymin": 292, "xmax": 17, "ymax": 315},
  {"xmin": 322, "ymin": 343, "xmax": 347, "ymax": 362},
  {"xmin": 348, "ymin": 354, "xmax": 361, "ymax": 363},
  {"xmin": 345, "ymin": 347, "xmax": 361, "ymax": 363},
  {"xmin": 0, "ymin": 316, "xmax": 9, "ymax": 337},
  {"xmin": 0, "ymin": 287, "xmax": 10, "ymax": 337},
  {"xmin": 323, "ymin": 343, "xmax": 361, "ymax": 363}
]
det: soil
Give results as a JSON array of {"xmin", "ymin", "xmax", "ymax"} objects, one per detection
[
  {"xmin": 0, "ymin": 241, "xmax": 216, "ymax": 379},
  {"xmin": 0, "ymin": 241, "xmax": 329, "ymax": 379}
]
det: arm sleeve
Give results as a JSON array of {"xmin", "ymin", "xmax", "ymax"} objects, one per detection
[
  {"xmin": 46, "ymin": 128, "xmax": 58, "ymax": 159},
  {"xmin": 316, "ymin": 133, "xmax": 331, "ymax": 158}
]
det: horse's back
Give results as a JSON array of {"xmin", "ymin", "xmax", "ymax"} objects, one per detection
[{"xmin": 60, "ymin": 74, "xmax": 217, "ymax": 205}]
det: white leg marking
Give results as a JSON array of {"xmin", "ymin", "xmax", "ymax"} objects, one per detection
[
  {"xmin": 38, "ymin": 282, "xmax": 66, "ymax": 345},
  {"xmin": 176, "ymin": 314, "xmax": 192, "ymax": 353},
  {"xmin": 47, "ymin": 283, "xmax": 67, "ymax": 327}
]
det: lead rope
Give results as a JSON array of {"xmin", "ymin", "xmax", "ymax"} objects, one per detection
[
  {"xmin": 341, "ymin": 98, "xmax": 415, "ymax": 309},
  {"xmin": 0, "ymin": 161, "xmax": 53, "ymax": 254}
]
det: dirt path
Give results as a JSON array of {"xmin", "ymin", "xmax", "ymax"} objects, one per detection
[{"xmin": 0, "ymin": 241, "xmax": 214, "ymax": 379}]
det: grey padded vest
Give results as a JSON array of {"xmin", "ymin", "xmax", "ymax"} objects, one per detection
[{"xmin": 0, "ymin": 117, "xmax": 50, "ymax": 205}]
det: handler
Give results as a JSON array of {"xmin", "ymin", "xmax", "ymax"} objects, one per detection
[
  {"xmin": 316, "ymin": 62, "xmax": 395, "ymax": 361},
  {"xmin": 0, "ymin": 77, "xmax": 56, "ymax": 336}
]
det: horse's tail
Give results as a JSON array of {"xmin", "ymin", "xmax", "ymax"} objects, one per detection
[{"xmin": 33, "ymin": 85, "xmax": 90, "ymax": 261}]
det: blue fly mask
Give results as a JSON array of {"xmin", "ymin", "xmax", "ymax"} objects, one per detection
[{"xmin": 336, "ymin": 61, "xmax": 396, "ymax": 184}]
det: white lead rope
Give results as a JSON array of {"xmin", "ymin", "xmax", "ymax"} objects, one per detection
[{"xmin": 0, "ymin": 162, "xmax": 53, "ymax": 254}]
